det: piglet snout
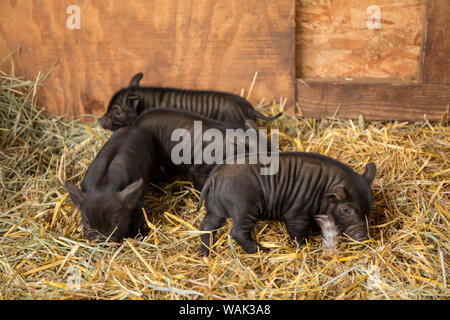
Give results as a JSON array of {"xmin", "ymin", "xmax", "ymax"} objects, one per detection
[
  {"xmin": 98, "ymin": 116, "xmax": 112, "ymax": 130},
  {"xmin": 85, "ymin": 230, "xmax": 120, "ymax": 245},
  {"xmin": 344, "ymin": 225, "xmax": 368, "ymax": 242}
]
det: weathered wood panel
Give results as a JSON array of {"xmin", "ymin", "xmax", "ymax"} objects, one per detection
[
  {"xmin": 0, "ymin": 0, "xmax": 295, "ymax": 118},
  {"xmin": 296, "ymin": 0, "xmax": 425, "ymax": 80},
  {"xmin": 421, "ymin": 0, "xmax": 450, "ymax": 83},
  {"xmin": 296, "ymin": 80, "xmax": 449, "ymax": 120}
]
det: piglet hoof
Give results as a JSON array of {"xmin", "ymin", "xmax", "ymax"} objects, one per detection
[
  {"xmin": 239, "ymin": 242, "xmax": 259, "ymax": 254},
  {"xmin": 243, "ymin": 246, "xmax": 258, "ymax": 254},
  {"xmin": 292, "ymin": 237, "xmax": 306, "ymax": 249},
  {"xmin": 242, "ymin": 243, "xmax": 268, "ymax": 254},
  {"xmin": 200, "ymin": 245, "xmax": 212, "ymax": 257}
]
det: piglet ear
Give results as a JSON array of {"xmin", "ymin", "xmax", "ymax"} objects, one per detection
[
  {"xmin": 325, "ymin": 184, "xmax": 347, "ymax": 202},
  {"xmin": 126, "ymin": 95, "xmax": 140, "ymax": 111},
  {"xmin": 129, "ymin": 73, "xmax": 143, "ymax": 87},
  {"xmin": 362, "ymin": 162, "xmax": 377, "ymax": 185},
  {"xmin": 118, "ymin": 179, "xmax": 144, "ymax": 210},
  {"xmin": 64, "ymin": 181, "xmax": 85, "ymax": 210}
]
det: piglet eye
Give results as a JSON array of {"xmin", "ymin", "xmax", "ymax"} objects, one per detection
[
  {"xmin": 343, "ymin": 207, "xmax": 349, "ymax": 213},
  {"xmin": 115, "ymin": 109, "xmax": 122, "ymax": 116}
]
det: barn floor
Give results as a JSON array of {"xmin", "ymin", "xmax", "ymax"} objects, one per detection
[{"xmin": 1, "ymin": 70, "xmax": 449, "ymax": 300}]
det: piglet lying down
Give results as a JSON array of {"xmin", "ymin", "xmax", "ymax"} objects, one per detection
[
  {"xmin": 98, "ymin": 73, "xmax": 282, "ymax": 131},
  {"xmin": 197, "ymin": 152, "xmax": 376, "ymax": 255}
]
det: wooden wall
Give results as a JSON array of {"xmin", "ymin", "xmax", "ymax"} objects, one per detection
[
  {"xmin": 1, "ymin": 0, "xmax": 448, "ymax": 121},
  {"xmin": 421, "ymin": 0, "xmax": 450, "ymax": 84},
  {"xmin": 296, "ymin": 0, "xmax": 425, "ymax": 80},
  {"xmin": 296, "ymin": 0, "xmax": 450, "ymax": 121},
  {"xmin": 0, "ymin": 0, "xmax": 295, "ymax": 118}
]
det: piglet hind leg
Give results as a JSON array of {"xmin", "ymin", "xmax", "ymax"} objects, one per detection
[
  {"xmin": 199, "ymin": 211, "xmax": 226, "ymax": 256},
  {"xmin": 314, "ymin": 214, "xmax": 339, "ymax": 253},
  {"xmin": 230, "ymin": 214, "xmax": 260, "ymax": 254}
]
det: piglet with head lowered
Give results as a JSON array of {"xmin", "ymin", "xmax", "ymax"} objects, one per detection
[
  {"xmin": 64, "ymin": 127, "xmax": 165, "ymax": 243},
  {"xmin": 197, "ymin": 152, "xmax": 376, "ymax": 255},
  {"xmin": 65, "ymin": 108, "xmax": 259, "ymax": 242}
]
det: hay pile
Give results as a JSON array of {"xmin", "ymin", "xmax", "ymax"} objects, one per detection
[{"xmin": 0, "ymin": 67, "xmax": 448, "ymax": 300}]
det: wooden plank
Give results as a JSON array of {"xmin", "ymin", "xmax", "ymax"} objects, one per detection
[
  {"xmin": 421, "ymin": 0, "xmax": 450, "ymax": 83},
  {"xmin": 296, "ymin": 0, "xmax": 425, "ymax": 80},
  {"xmin": 0, "ymin": 0, "xmax": 295, "ymax": 118},
  {"xmin": 296, "ymin": 80, "xmax": 449, "ymax": 120}
]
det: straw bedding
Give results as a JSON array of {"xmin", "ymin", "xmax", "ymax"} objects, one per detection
[{"xmin": 0, "ymin": 66, "xmax": 448, "ymax": 300}]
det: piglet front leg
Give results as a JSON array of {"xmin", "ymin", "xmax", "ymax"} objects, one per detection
[{"xmin": 314, "ymin": 214, "xmax": 339, "ymax": 253}]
